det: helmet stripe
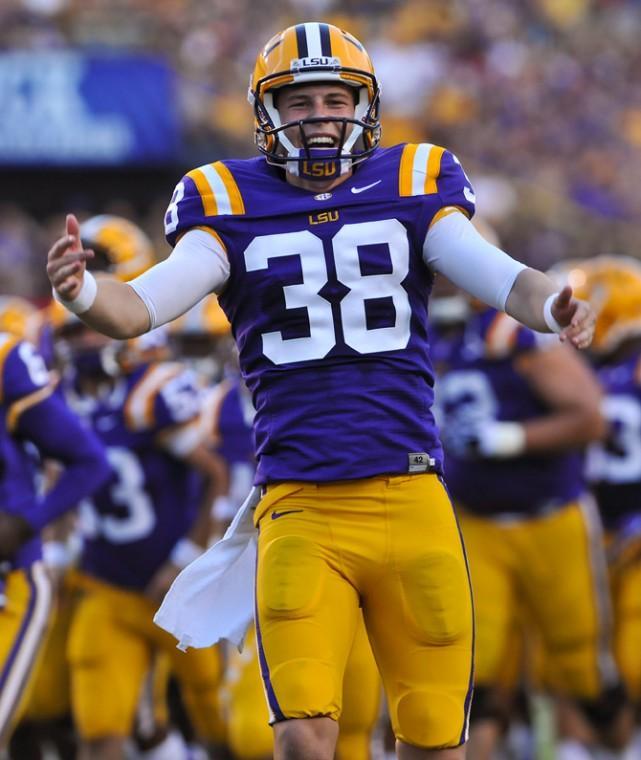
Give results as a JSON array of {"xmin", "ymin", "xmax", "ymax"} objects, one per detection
[
  {"xmin": 264, "ymin": 35, "xmax": 283, "ymax": 58},
  {"xmin": 319, "ymin": 23, "xmax": 332, "ymax": 56},
  {"xmin": 295, "ymin": 24, "xmax": 308, "ymax": 57},
  {"xmin": 303, "ymin": 22, "xmax": 322, "ymax": 57}
]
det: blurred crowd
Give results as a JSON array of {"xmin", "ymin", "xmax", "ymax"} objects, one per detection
[{"xmin": 3, "ymin": 0, "xmax": 641, "ymax": 298}]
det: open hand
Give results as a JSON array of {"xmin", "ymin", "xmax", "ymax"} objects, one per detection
[
  {"xmin": 552, "ymin": 285, "xmax": 596, "ymax": 350},
  {"xmin": 46, "ymin": 214, "xmax": 94, "ymax": 301}
]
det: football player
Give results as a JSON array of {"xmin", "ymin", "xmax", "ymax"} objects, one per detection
[
  {"xmin": 56, "ymin": 317, "xmax": 228, "ymax": 760},
  {"xmin": 46, "ymin": 22, "xmax": 596, "ymax": 759},
  {"xmin": 0, "ymin": 312, "xmax": 110, "ymax": 750},
  {"xmin": 431, "ymin": 273, "xmax": 633, "ymax": 758},
  {"xmin": 168, "ymin": 293, "xmax": 232, "ymax": 387},
  {"xmin": 49, "ymin": 217, "xmax": 227, "ymax": 760},
  {"xmin": 555, "ymin": 256, "xmax": 641, "ymax": 755}
]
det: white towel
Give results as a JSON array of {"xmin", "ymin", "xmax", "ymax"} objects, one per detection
[{"xmin": 154, "ymin": 486, "xmax": 260, "ymax": 651}]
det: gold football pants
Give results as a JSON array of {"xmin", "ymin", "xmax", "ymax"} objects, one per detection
[
  {"xmin": 67, "ymin": 573, "xmax": 225, "ymax": 742},
  {"xmin": 459, "ymin": 498, "xmax": 615, "ymax": 699},
  {"xmin": 0, "ymin": 563, "xmax": 53, "ymax": 747},
  {"xmin": 254, "ymin": 473, "xmax": 474, "ymax": 749}
]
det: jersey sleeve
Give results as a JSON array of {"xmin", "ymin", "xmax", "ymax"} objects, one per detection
[
  {"xmin": 437, "ymin": 150, "xmax": 476, "ymax": 218},
  {"xmin": 164, "ymin": 161, "xmax": 245, "ymax": 247},
  {"xmin": 398, "ymin": 143, "xmax": 476, "ymax": 218},
  {"xmin": 153, "ymin": 368, "xmax": 205, "ymax": 457},
  {"xmin": 1, "ymin": 338, "xmax": 55, "ymax": 423},
  {"xmin": 153, "ymin": 368, "xmax": 202, "ymax": 430}
]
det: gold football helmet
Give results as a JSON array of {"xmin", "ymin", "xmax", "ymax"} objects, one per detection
[
  {"xmin": 249, "ymin": 22, "xmax": 381, "ymax": 177},
  {"xmin": 169, "ymin": 295, "xmax": 231, "ymax": 382},
  {"xmin": 0, "ymin": 295, "xmax": 41, "ymax": 342},
  {"xmin": 80, "ymin": 215, "xmax": 155, "ymax": 281},
  {"xmin": 551, "ymin": 255, "xmax": 641, "ymax": 355},
  {"xmin": 169, "ymin": 294, "xmax": 230, "ymax": 338}
]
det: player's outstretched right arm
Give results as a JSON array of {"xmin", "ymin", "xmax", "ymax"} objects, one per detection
[
  {"xmin": 47, "ymin": 214, "xmax": 151, "ymax": 339},
  {"xmin": 48, "ymin": 213, "xmax": 229, "ymax": 340}
]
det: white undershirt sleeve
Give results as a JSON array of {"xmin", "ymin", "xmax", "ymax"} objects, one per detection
[
  {"xmin": 128, "ymin": 229, "xmax": 230, "ymax": 329},
  {"xmin": 423, "ymin": 211, "xmax": 526, "ymax": 311}
]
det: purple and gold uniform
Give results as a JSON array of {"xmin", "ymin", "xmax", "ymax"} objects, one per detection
[
  {"xmin": 0, "ymin": 332, "xmax": 109, "ymax": 746},
  {"xmin": 435, "ymin": 308, "xmax": 616, "ymax": 699},
  {"xmin": 165, "ymin": 143, "xmax": 475, "ymax": 748},
  {"xmin": 67, "ymin": 361, "xmax": 224, "ymax": 743},
  {"xmin": 587, "ymin": 350, "xmax": 641, "ymax": 700}
]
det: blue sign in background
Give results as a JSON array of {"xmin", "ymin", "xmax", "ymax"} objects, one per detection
[{"xmin": 0, "ymin": 51, "xmax": 182, "ymax": 165}]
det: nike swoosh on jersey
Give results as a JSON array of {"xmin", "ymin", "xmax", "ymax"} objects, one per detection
[
  {"xmin": 350, "ymin": 180, "xmax": 382, "ymax": 194},
  {"xmin": 271, "ymin": 509, "xmax": 304, "ymax": 520}
]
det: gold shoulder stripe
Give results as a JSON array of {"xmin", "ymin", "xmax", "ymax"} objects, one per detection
[
  {"xmin": 399, "ymin": 144, "xmax": 419, "ymax": 197},
  {"xmin": 124, "ymin": 364, "xmax": 183, "ymax": 431},
  {"xmin": 424, "ymin": 145, "xmax": 445, "ymax": 195},
  {"xmin": 429, "ymin": 206, "xmax": 461, "ymax": 229},
  {"xmin": 214, "ymin": 162, "xmax": 245, "ymax": 215},
  {"xmin": 187, "ymin": 167, "xmax": 218, "ymax": 217},
  {"xmin": 186, "ymin": 163, "xmax": 245, "ymax": 218},
  {"xmin": 399, "ymin": 143, "xmax": 445, "ymax": 197},
  {"xmin": 0, "ymin": 334, "xmax": 20, "ymax": 404},
  {"xmin": 7, "ymin": 383, "xmax": 56, "ymax": 433}
]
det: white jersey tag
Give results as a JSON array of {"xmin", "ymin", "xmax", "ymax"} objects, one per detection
[{"xmin": 408, "ymin": 452, "xmax": 436, "ymax": 473}]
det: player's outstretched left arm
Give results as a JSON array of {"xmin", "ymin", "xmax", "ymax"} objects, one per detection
[
  {"xmin": 505, "ymin": 268, "xmax": 595, "ymax": 349},
  {"xmin": 425, "ymin": 212, "xmax": 596, "ymax": 349}
]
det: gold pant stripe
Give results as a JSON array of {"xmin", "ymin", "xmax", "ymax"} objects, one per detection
[
  {"xmin": 579, "ymin": 494, "xmax": 618, "ymax": 685},
  {"xmin": 0, "ymin": 562, "xmax": 53, "ymax": 744}
]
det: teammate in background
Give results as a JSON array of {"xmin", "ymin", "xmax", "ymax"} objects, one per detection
[
  {"xmin": 169, "ymin": 292, "xmax": 233, "ymax": 388},
  {"xmin": 49, "ymin": 216, "xmax": 228, "ymax": 760},
  {"xmin": 57, "ymin": 316, "xmax": 228, "ymax": 760},
  {"xmin": 46, "ymin": 23, "xmax": 596, "ymax": 759},
  {"xmin": 431, "ymin": 271, "xmax": 632, "ymax": 759},
  {"xmin": 555, "ymin": 256, "xmax": 641, "ymax": 756},
  {"xmin": 0, "ymin": 313, "xmax": 110, "ymax": 749},
  {"xmin": 8, "ymin": 218, "xmax": 159, "ymax": 760}
]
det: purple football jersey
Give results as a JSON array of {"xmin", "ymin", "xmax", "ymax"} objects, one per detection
[
  {"xmin": 586, "ymin": 351, "xmax": 641, "ymax": 530},
  {"xmin": 434, "ymin": 309, "xmax": 585, "ymax": 515},
  {"xmin": 214, "ymin": 376, "xmax": 255, "ymax": 467},
  {"xmin": 165, "ymin": 144, "xmax": 476, "ymax": 483},
  {"xmin": 75, "ymin": 362, "xmax": 203, "ymax": 590}
]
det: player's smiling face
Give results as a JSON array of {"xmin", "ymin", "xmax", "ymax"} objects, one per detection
[{"xmin": 276, "ymin": 83, "xmax": 356, "ymax": 149}]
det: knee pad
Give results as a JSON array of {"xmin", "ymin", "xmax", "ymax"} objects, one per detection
[
  {"xmin": 396, "ymin": 689, "xmax": 465, "ymax": 748},
  {"xmin": 269, "ymin": 658, "xmax": 337, "ymax": 720},
  {"xmin": 577, "ymin": 682, "xmax": 629, "ymax": 734},
  {"xmin": 469, "ymin": 686, "xmax": 511, "ymax": 731},
  {"xmin": 400, "ymin": 550, "xmax": 471, "ymax": 645},
  {"xmin": 260, "ymin": 536, "xmax": 325, "ymax": 618}
]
